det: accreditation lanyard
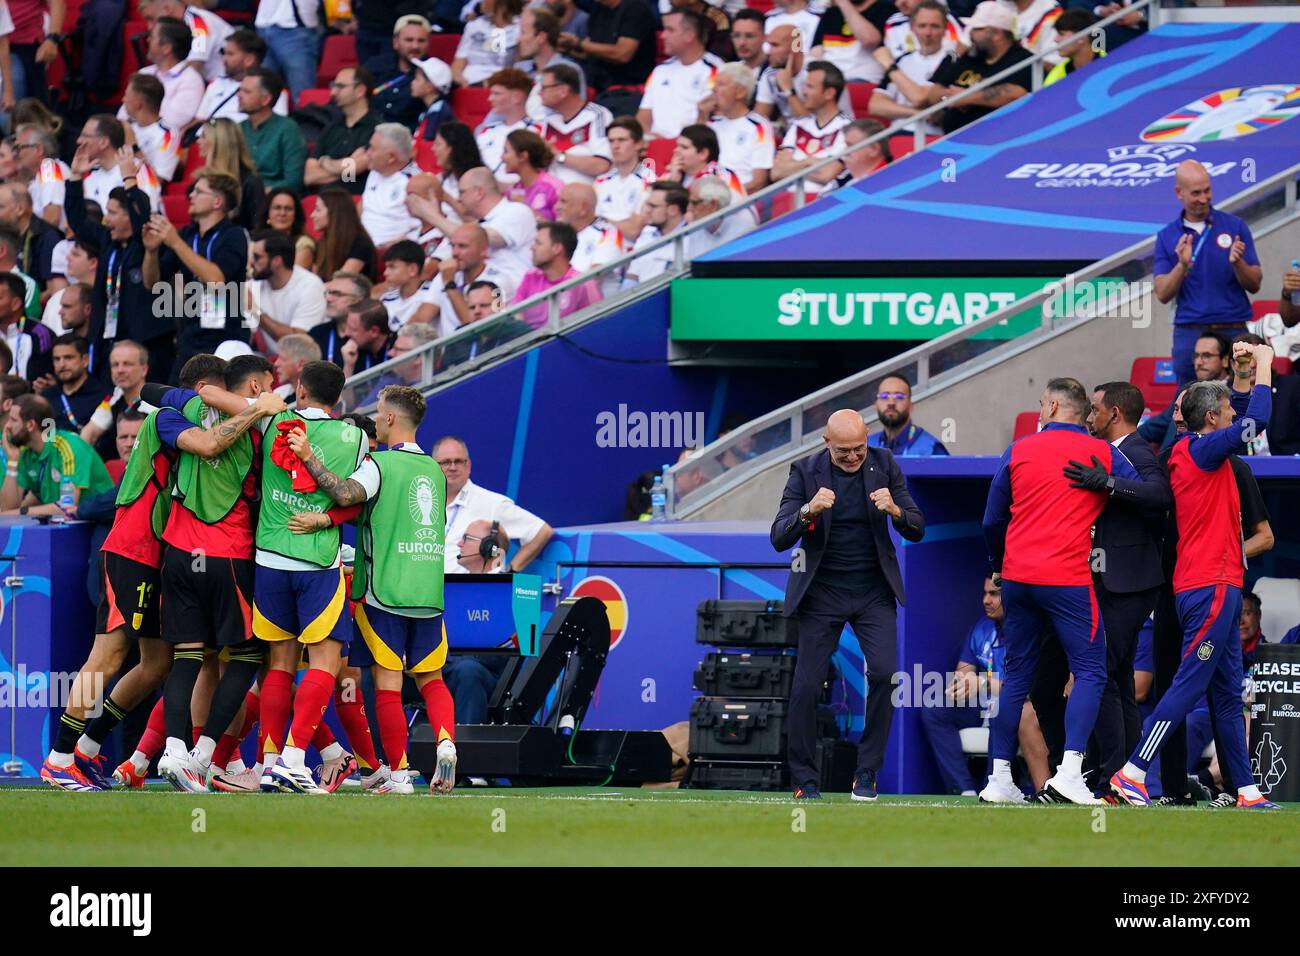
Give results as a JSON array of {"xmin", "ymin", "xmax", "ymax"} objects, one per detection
[
  {"xmin": 60, "ymin": 393, "xmax": 81, "ymax": 430},
  {"xmin": 1185, "ymin": 217, "xmax": 1214, "ymax": 273},
  {"xmin": 105, "ymin": 246, "xmax": 126, "ymax": 338}
]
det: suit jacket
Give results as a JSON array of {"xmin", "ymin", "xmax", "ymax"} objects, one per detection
[
  {"xmin": 770, "ymin": 447, "xmax": 925, "ymax": 615},
  {"xmin": 1094, "ymin": 431, "xmax": 1170, "ymax": 594}
]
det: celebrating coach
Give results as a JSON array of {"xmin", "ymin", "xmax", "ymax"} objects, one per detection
[{"xmin": 771, "ymin": 409, "xmax": 925, "ymax": 801}]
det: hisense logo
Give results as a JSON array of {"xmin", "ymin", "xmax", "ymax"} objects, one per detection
[{"xmin": 50, "ymin": 887, "xmax": 151, "ymax": 936}]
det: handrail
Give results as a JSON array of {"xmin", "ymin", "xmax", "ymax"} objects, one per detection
[
  {"xmin": 666, "ymin": 159, "xmax": 1300, "ymax": 518},
  {"xmin": 342, "ymin": 0, "xmax": 1162, "ymax": 403}
]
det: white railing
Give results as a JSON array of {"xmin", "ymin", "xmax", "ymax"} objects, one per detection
[
  {"xmin": 341, "ymin": 0, "xmax": 1164, "ymax": 409},
  {"xmin": 665, "ymin": 160, "xmax": 1300, "ymax": 518}
]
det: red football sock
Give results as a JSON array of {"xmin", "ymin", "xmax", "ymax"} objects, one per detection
[
  {"xmin": 286, "ymin": 669, "xmax": 335, "ymax": 752},
  {"xmin": 310, "ymin": 710, "xmax": 337, "ymax": 751},
  {"xmin": 335, "ymin": 688, "xmax": 379, "ymax": 770},
  {"xmin": 419, "ymin": 678, "xmax": 455, "ymax": 744},
  {"xmin": 191, "ymin": 724, "xmax": 204, "ymax": 746},
  {"xmin": 136, "ymin": 698, "xmax": 167, "ymax": 759},
  {"xmin": 375, "ymin": 689, "xmax": 408, "ymax": 771},
  {"xmin": 259, "ymin": 669, "xmax": 294, "ymax": 763},
  {"xmin": 211, "ymin": 691, "xmax": 261, "ymax": 769}
]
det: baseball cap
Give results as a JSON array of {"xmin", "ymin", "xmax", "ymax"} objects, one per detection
[
  {"xmin": 411, "ymin": 56, "xmax": 453, "ymax": 95},
  {"xmin": 965, "ymin": 1, "xmax": 1015, "ymax": 33}
]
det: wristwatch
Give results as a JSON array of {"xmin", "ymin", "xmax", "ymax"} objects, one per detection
[
  {"xmin": 1106, "ymin": 476, "xmax": 1116, "ymax": 495},
  {"xmin": 798, "ymin": 503, "xmax": 812, "ymax": 525}
]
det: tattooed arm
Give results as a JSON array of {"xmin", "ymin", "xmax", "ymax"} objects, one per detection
[
  {"xmin": 176, "ymin": 391, "xmax": 287, "ymax": 459},
  {"xmin": 287, "ymin": 428, "xmax": 371, "ymax": 506}
]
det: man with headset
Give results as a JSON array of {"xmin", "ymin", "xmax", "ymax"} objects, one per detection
[{"xmin": 442, "ymin": 519, "xmax": 512, "ymax": 738}]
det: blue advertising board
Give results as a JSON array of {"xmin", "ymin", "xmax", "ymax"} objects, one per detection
[{"xmin": 695, "ymin": 23, "xmax": 1300, "ymax": 275}]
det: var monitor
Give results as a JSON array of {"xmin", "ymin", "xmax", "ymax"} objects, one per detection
[{"xmin": 443, "ymin": 573, "xmax": 542, "ymax": 656}]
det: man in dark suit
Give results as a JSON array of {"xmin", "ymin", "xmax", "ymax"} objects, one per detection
[
  {"xmin": 771, "ymin": 409, "xmax": 925, "ymax": 801},
  {"xmin": 1068, "ymin": 381, "xmax": 1171, "ymax": 796}
]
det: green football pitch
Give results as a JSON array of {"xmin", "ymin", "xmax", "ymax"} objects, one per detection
[{"xmin": 2, "ymin": 786, "xmax": 1296, "ymax": 866}]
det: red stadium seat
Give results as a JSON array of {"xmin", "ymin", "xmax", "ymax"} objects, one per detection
[
  {"xmin": 163, "ymin": 194, "xmax": 190, "ymax": 228},
  {"xmin": 414, "ymin": 135, "xmax": 441, "ymax": 174},
  {"xmin": 317, "ymin": 33, "xmax": 358, "ymax": 87},
  {"xmin": 643, "ymin": 137, "xmax": 677, "ymax": 176},
  {"xmin": 118, "ymin": 20, "xmax": 149, "ymax": 100},
  {"xmin": 426, "ymin": 34, "xmax": 461, "ymax": 64},
  {"xmin": 748, "ymin": 0, "xmax": 775, "ymax": 10},
  {"xmin": 889, "ymin": 133, "xmax": 942, "ymax": 159},
  {"xmin": 1013, "ymin": 411, "xmax": 1039, "ymax": 441},
  {"xmin": 451, "ymin": 86, "xmax": 492, "ymax": 131},
  {"xmin": 846, "ymin": 82, "xmax": 876, "ymax": 119},
  {"xmin": 771, "ymin": 192, "xmax": 797, "ymax": 219},
  {"xmin": 1252, "ymin": 299, "xmax": 1280, "ymax": 322},
  {"xmin": 1129, "ymin": 356, "xmax": 1179, "ymax": 414},
  {"xmin": 297, "ymin": 87, "xmax": 333, "ymax": 109}
]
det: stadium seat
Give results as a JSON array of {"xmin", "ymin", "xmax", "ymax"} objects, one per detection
[
  {"xmin": 118, "ymin": 20, "xmax": 149, "ymax": 100},
  {"xmin": 414, "ymin": 135, "xmax": 441, "ymax": 174},
  {"xmin": 643, "ymin": 137, "xmax": 677, "ymax": 176},
  {"xmin": 1129, "ymin": 356, "xmax": 1179, "ymax": 413},
  {"xmin": 846, "ymin": 83, "xmax": 877, "ymax": 119},
  {"xmin": 426, "ymin": 34, "xmax": 461, "ymax": 64},
  {"xmin": 317, "ymin": 33, "xmax": 358, "ymax": 87},
  {"xmin": 1252, "ymin": 577, "xmax": 1300, "ymax": 650},
  {"xmin": 889, "ymin": 133, "xmax": 941, "ymax": 159},
  {"xmin": 958, "ymin": 726, "xmax": 988, "ymax": 756},
  {"xmin": 771, "ymin": 192, "xmax": 797, "ymax": 219},
  {"xmin": 451, "ymin": 87, "xmax": 492, "ymax": 132},
  {"xmin": 297, "ymin": 87, "xmax": 333, "ymax": 109},
  {"xmin": 1013, "ymin": 411, "xmax": 1038, "ymax": 440},
  {"xmin": 163, "ymin": 194, "xmax": 190, "ymax": 228},
  {"xmin": 1252, "ymin": 299, "xmax": 1280, "ymax": 322},
  {"xmin": 748, "ymin": 0, "xmax": 774, "ymax": 10},
  {"xmin": 1275, "ymin": 356, "xmax": 1294, "ymax": 377}
]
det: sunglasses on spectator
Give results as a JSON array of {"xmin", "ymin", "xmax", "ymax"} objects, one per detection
[{"xmin": 877, "ymin": 391, "xmax": 907, "ymax": 401}]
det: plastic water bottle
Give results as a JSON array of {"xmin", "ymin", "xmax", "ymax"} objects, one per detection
[
  {"xmin": 56, "ymin": 474, "xmax": 74, "ymax": 522},
  {"xmin": 1291, "ymin": 260, "xmax": 1300, "ymax": 306},
  {"xmin": 650, "ymin": 465, "xmax": 668, "ymax": 521}
]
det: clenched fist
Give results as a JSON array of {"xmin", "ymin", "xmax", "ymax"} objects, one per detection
[{"xmin": 807, "ymin": 486, "xmax": 835, "ymax": 516}]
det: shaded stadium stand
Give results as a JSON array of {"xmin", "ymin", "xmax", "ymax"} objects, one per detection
[
  {"xmin": 317, "ymin": 33, "xmax": 359, "ymax": 87},
  {"xmin": 1129, "ymin": 356, "xmax": 1178, "ymax": 413}
]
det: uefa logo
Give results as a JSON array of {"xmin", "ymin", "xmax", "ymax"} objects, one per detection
[{"xmin": 1141, "ymin": 84, "xmax": 1300, "ymax": 143}]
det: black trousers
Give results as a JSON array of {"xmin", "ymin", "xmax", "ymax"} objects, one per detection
[
  {"xmin": 789, "ymin": 574, "xmax": 897, "ymax": 787},
  {"xmin": 1093, "ymin": 584, "xmax": 1160, "ymax": 787}
]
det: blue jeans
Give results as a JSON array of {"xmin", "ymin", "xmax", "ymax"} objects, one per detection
[{"xmin": 258, "ymin": 25, "xmax": 321, "ymax": 100}]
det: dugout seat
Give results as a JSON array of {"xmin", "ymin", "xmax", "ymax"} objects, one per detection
[
  {"xmin": 959, "ymin": 726, "xmax": 988, "ymax": 756},
  {"xmin": 1252, "ymin": 299, "xmax": 1280, "ymax": 323},
  {"xmin": 1129, "ymin": 356, "xmax": 1178, "ymax": 414}
]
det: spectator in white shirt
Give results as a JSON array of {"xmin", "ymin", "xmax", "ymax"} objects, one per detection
[
  {"xmin": 76, "ymin": 114, "xmax": 162, "ymax": 213},
  {"xmin": 477, "ymin": 68, "xmax": 535, "ymax": 179},
  {"xmin": 534, "ymin": 63, "xmax": 614, "ymax": 185},
  {"xmin": 436, "ymin": 434, "xmax": 554, "ymax": 573},
  {"xmin": 884, "ymin": 0, "xmax": 966, "ymax": 58},
  {"xmin": 191, "ymin": 28, "xmax": 290, "ymax": 130},
  {"xmin": 378, "ymin": 239, "xmax": 438, "ymax": 331},
  {"xmin": 428, "ymin": 222, "xmax": 516, "ymax": 336},
  {"xmin": 120, "ymin": 17, "xmax": 206, "ymax": 132},
  {"xmin": 412, "ymin": 166, "xmax": 537, "ymax": 288},
  {"xmin": 1004, "ymin": 0, "xmax": 1064, "ymax": 66},
  {"xmin": 685, "ymin": 175, "xmax": 755, "ymax": 258},
  {"xmin": 519, "ymin": 6, "xmax": 585, "ymax": 118},
  {"xmin": 454, "ymin": 0, "xmax": 526, "ymax": 87},
  {"xmin": 148, "ymin": 0, "xmax": 234, "ymax": 82},
  {"xmin": 764, "ymin": 0, "xmax": 821, "ymax": 50},
  {"xmin": 704, "ymin": 62, "xmax": 776, "ymax": 194},
  {"xmin": 361, "ymin": 123, "xmax": 424, "ymax": 248},
  {"xmin": 772, "ymin": 60, "xmax": 849, "ymax": 194},
  {"xmin": 825, "ymin": 117, "xmax": 891, "ymax": 191},
  {"xmin": 624, "ymin": 180, "xmax": 688, "ymax": 286},
  {"xmin": 42, "ymin": 238, "xmax": 96, "ymax": 334},
  {"xmin": 15, "ymin": 123, "xmax": 70, "ymax": 229},
  {"xmin": 555, "ymin": 181, "xmax": 624, "ymax": 282},
  {"xmin": 595, "ymin": 116, "xmax": 654, "ymax": 240},
  {"xmin": 122, "ymin": 74, "xmax": 182, "ymax": 182},
  {"xmin": 248, "ymin": 230, "xmax": 328, "ymax": 347},
  {"xmin": 870, "ymin": 1, "xmax": 948, "ymax": 131},
  {"xmin": 810, "ymin": 0, "xmax": 894, "ymax": 84},
  {"xmin": 637, "ymin": 10, "xmax": 725, "ymax": 142}
]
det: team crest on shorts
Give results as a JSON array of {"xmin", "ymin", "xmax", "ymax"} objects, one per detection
[{"xmin": 1197, "ymin": 642, "xmax": 1214, "ymax": 662}]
